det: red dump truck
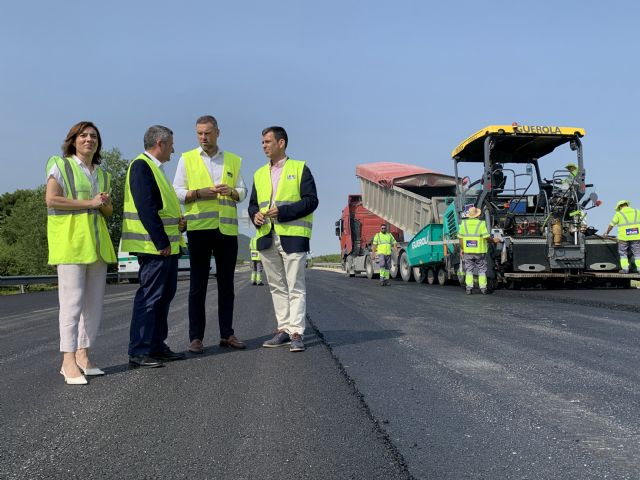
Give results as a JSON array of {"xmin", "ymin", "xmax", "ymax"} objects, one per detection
[{"xmin": 335, "ymin": 194, "xmax": 403, "ymax": 278}]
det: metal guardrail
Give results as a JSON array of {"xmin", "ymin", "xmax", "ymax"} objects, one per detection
[
  {"xmin": 311, "ymin": 262, "xmax": 342, "ymax": 269},
  {"xmin": 2, "ymin": 264, "xmax": 342, "ymax": 293},
  {"xmin": 0, "ymin": 273, "xmax": 119, "ymax": 293}
]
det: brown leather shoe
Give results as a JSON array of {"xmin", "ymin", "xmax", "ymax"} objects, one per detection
[
  {"xmin": 219, "ymin": 335, "xmax": 246, "ymax": 350},
  {"xmin": 188, "ymin": 339, "xmax": 204, "ymax": 354}
]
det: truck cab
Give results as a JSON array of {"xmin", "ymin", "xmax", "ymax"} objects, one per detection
[{"xmin": 335, "ymin": 194, "xmax": 403, "ymax": 278}]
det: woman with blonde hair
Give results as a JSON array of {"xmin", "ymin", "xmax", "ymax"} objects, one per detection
[{"xmin": 45, "ymin": 121, "xmax": 116, "ymax": 384}]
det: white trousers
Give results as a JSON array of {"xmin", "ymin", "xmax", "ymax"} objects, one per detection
[
  {"xmin": 57, "ymin": 262, "xmax": 107, "ymax": 352},
  {"xmin": 259, "ymin": 234, "xmax": 307, "ymax": 336}
]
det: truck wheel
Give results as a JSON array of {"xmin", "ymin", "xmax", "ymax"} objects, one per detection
[
  {"xmin": 413, "ymin": 267, "xmax": 426, "ymax": 283},
  {"xmin": 437, "ymin": 268, "xmax": 447, "ymax": 286},
  {"xmin": 345, "ymin": 255, "xmax": 356, "ymax": 277},
  {"xmin": 365, "ymin": 255, "xmax": 378, "ymax": 279},
  {"xmin": 389, "ymin": 256, "xmax": 399, "ymax": 279},
  {"xmin": 426, "ymin": 268, "xmax": 436, "ymax": 285},
  {"xmin": 399, "ymin": 251, "xmax": 414, "ymax": 282}
]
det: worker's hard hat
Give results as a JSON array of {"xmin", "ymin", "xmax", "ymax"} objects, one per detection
[
  {"xmin": 616, "ymin": 200, "xmax": 631, "ymax": 210},
  {"xmin": 466, "ymin": 206, "xmax": 482, "ymax": 218},
  {"xmin": 565, "ymin": 162, "xmax": 578, "ymax": 171}
]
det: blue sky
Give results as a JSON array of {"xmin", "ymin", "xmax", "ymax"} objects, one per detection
[{"xmin": 1, "ymin": 0, "xmax": 638, "ymax": 254}]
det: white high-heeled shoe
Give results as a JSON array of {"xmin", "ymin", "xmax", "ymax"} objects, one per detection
[
  {"xmin": 60, "ymin": 367, "xmax": 88, "ymax": 385},
  {"xmin": 77, "ymin": 363, "xmax": 105, "ymax": 376}
]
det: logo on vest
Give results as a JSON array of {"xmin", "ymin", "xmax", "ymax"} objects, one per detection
[
  {"xmin": 227, "ymin": 172, "xmax": 233, "ymax": 178},
  {"xmin": 466, "ymin": 240, "xmax": 478, "ymax": 248},
  {"xmin": 626, "ymin": 228, "xmax": 639, "ymax": 236},
  {"xmin": 287, "ymin": 174, "xmax": 296, "ymax": 180}
]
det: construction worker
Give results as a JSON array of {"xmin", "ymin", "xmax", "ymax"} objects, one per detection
[
  {"xmin": 249, "ymin": 235, "xmax": 264, "ymax": 285},
  {"xmin": 604, "ymin": 200, "xmax": 640, "ymax": 273},
  {"xmin": 565, "ymin": 162, "xmax": 578, "ymax": 178},
  {"xmin": 558, "ymin": 162, "xmax": 579, "ymax": 190},
  {"xmin": 458, "ymin": 206, "xmax": 490, "ymax": 295},
  {"xmin": 372, "ymin": 223, "xmax": 397, "ymax": 286}
]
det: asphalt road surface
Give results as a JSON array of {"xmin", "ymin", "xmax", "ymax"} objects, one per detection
[{"xmin": 2, "ymin": 269, "xmax": 640, "ymax": 479}]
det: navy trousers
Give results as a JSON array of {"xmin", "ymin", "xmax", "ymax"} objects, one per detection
[
  {"xmin": 128, "ymin": 254, "xmax": 178, "ymax": 357},
  {"xmin": 187, "ymin": 228, "xmax": 238, "ymax": 341}
]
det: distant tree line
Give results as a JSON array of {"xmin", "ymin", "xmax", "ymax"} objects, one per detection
[
  {"xmin": 311, "ymin": 254, "xmax": 341, "ymax": 263},
  {"xmin": 0, "ymin": 148, "xmax": 128, "ymax": 276}
]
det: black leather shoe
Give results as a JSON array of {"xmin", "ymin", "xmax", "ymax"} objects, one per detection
[
  {"xmin": 151, "ymin": 349, "xmax": 186, "ymax": 361},
  {"xmin": 129, "ymin": 355, "xmax": 163, "ymax": 368}
]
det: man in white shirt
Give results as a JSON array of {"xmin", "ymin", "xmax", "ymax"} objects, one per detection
[{"xmin": 173, "ymin": 115, "xmax": 247, "ymax": 353}]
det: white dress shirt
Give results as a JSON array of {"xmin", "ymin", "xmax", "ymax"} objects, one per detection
[
  {"xmin": 143, "ymin": 151, "xmax": 168, "ymax": 180},
  {"xmin": 172, "ymin": 147, "xmax": 247, "ymax": 204}
]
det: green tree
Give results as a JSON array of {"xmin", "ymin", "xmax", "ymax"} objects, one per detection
[
  {"xmin": 0, "ymin": 189, "xmax": 38, "ymax": 223},
  {"xmin": 101, "ymin": 147, "xmax": 129, "ymax": 255},
  {"xmin": 0, "ymin": 186, "xmax": 52, "ymax": 275}
]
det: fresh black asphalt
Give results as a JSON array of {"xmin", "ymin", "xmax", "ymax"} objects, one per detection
[{"xmin": 2, "ymin": 269, "xmax": 640, "ymax": 479}]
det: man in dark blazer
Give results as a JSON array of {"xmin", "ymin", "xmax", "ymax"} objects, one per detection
[
  {"xmin": 121, "ymin": 125, "xmax": 186, "ymax": 368},
  {"xmin": 248, "ymin": 126, "xmax": 318, "ymax": 353}
]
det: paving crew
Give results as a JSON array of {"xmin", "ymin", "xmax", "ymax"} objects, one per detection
[
  {"xmin": 458, "ymin": 206, "xmax": 491, "ymax": 295},
  {"xmin": 372, "ymin": 223, "xmax": 397, "ymax": 286},
  {"xmin": 249, "ymin": 235, "xmax": 264, "ymax": 286},
  {"xmin": 604, "ymin": 200, "xmax": 640, "ymax": 274}
]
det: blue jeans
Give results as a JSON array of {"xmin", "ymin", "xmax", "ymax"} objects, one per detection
[{"xmin": 128, "ymin": 254, "xmax": 178, "ymax": 356}]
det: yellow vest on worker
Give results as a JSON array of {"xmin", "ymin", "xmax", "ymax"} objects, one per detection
[
  {"xmin": 121, "ymin": 154, "xmax": 185, "ymax": 255},
  {"xmin": 249, "ymin": 237, "xmax": 260, "ymax": 261},
  {"xmin": 373, "ymin": 231, "xmax": 395, "ymax": 255},
  {"xmin": 611, "ymin": 206, "xmax": 640, "ymax": 241},
  {"xmin": 182, "ymin": 149, "xmax": 241, "ymax": 235},
  {"xmin": 46, "ymin": 156, "xmax": 116, "ymax": 265},
  {"xmin": 458, "ymin": 218, "xmax": 490, "ymax": 254},
  {"xmin": 253, "ymin": 159, "xmax": 313, "ymax": 241}
]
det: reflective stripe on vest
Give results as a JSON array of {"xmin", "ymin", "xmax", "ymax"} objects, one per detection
[
  {"xmin": 373, "ymin": 232, "xmax": 394, "ymax": 255},
  {"xmin": 613, "ymin": 207, "xmax": 640, "ymax": 241},
  {"xmin": 253, "ymin": 159, "xmax": 313, "ymax": 241},
  {"xmin": 182, "ymin": 149, "xmax": 241, "ymax": 235},
  {"xmin": 46, "ymin": 156, "xmax": 116, "ymax": 265},
  {"xmin": 121, "ymin": 154, "xmax": 185, "ymax": 255},
  {"xmin": 249, "ymin": 237, "xmax": 260, "ymax": 260},
  {"xmin": 459, "ymin": 218, "xmax": 489, "ymax": 254}
]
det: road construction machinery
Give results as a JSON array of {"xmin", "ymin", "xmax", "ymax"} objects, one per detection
[{"xmin": 341, "ymin": 124, "xmax": 638, "ymax": 288}]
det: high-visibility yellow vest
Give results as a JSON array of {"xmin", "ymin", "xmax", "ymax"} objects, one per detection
[
  {"xmin": 373, "ymin": 231, "xmax": 395, "ymax": 255},
  {"xmin": 182, "ymin": 149, "xmax": 241, "ymax": 235},
  {"xmin": 46, "ymin": 156, "xmax": 116, "ymax": 265},
  {"xmin": 121, "ymin": 154, "xmax": 185, "ymax": 255},
  {"xmin": 611, "ymin": 207, "xmax": 640, "ymax": 241},
  {"xmin": 458, "ymin": 218, "xmax": 490, "ymax": 254},
  {"xmin": 249, "ymin": 237, "xmax": 260, "ymax": 261},
  {"xmin": 253, "ymin": 159, "xmax": 313, "ymax": 241}
]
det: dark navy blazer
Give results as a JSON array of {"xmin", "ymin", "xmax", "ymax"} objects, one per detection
[{"xmin": 128, "ymin": 156, "xmax": 170, "ymax": 253}]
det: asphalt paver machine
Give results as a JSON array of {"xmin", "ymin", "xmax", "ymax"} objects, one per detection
[{"xmin": 451, "ymin": 123, "xmax": 637, "ymax": 288}]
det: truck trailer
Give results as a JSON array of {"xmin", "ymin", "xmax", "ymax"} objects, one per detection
[{"xmin": 336, "ymin": 163, "xmax": 458, "ymax": 282}]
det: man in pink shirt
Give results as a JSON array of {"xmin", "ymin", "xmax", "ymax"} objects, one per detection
[{"xmin": 248, "ymin": 126, "xmax": 319, "ymax": 352}]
